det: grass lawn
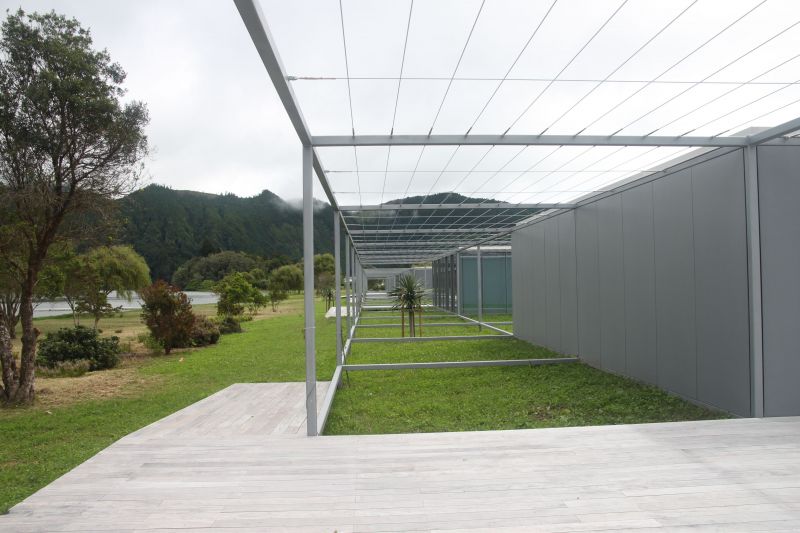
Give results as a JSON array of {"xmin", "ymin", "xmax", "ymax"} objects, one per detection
[{"xmin": 0, "ymin": 295, "xmax": 728, "ymax": 513}]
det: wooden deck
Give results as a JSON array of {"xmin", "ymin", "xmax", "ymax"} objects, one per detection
[{"xmin": 3, "ymin": 383, "xmax": 800, "ymax": 532}]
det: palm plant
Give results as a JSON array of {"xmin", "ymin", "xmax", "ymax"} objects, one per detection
[{"xmin": 388, "ymin": 273, "xmax": 426, "ymax": 337}]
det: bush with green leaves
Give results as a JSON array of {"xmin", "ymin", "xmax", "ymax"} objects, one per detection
[
  {"xmin": 215, "ymin": 316, "xmax": 242, "ymax": 335},
  {"xmin": 214, "ymin": 272, "xmax": 267, "ymax": 317},
  {"xmin": 37, "ymin": 326, "xmax": 120, "ymax": 371},
  {"xmin": 140, "ymin": 281, "xmax": 195, "ymax": 354},
  {"xmin": 191, "ymin": 316, "xmax": 220, "ymax": 347}
]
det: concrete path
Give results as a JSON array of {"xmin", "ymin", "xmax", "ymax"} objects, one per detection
[{"xmin": 3, "ymin": 383, "xmax": 800, "ymax": 532}]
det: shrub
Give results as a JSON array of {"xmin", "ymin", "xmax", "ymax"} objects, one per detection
[
  {"xmin": 140, "ymin": 280, "xmax": 195, "ymax": 354},
  {"xmin": 191, "ymin": 316, "xmax": 220, "ymax": 347},
  {"xmin": 216, "ymin": 316, "xmax": 242, "ymax": 335},
  {"xmin": 136, "ymin": 332, "xmax": 164, "ymax": 355},
  {"xmin": 36, "ymin": 359, "xmax": 91, "ymax": 378},
  {"xmin": 214, "ymin": 272, "xmax": 266, "ymax": 317},
  {"xmin": 37, "ymin": 326, "xmax": 120, "ymax": 371}
]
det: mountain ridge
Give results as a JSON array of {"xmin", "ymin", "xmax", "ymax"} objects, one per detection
[{"xmin": 118, "ymin": 184, "xmax": 335, "ymax": 281}]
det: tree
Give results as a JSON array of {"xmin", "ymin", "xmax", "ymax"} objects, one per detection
[
  {"xmin": 214, "ymin": 272, "xmax": 266, "ymax": 317},
  {"xmin": 171, "ymin": 251, "xmax": 267, "ymax": 290},
  {"xmin": 0, "ymin": 10, "xmax": 148, "ymax": 404},
  {"xmin": 316, "ymin": 271, "xmax": 335, "ymax": 309},
  {"xmin": 271, "ymin": 265, "xmax": 303, "ymax": 293},
  {"xmin": 74, "ymin": 246, "xmax": 150, "ymax": 328},
  {"xmin": 0, "ymin": 237, "xmax": 66, "ymax": 338},
  {"xmin": 140, "ymin": 281, "xmax": 194, "ymax": 355},
  {"xmin": 388, "ymin": 273, "xmax": 426, "ymax": 338},
  {"xmin": 266, "ymin": 275, "xmax": 289, "ymax": 312},
  {"xmin": 314, "ymin": 253, "xmax": 335, "ymax": 280}
]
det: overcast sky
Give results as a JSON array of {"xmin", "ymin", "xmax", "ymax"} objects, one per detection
[
  {"xmin": 3, "ymin": 1, "xmax": 800, "ymax": 206},
  {"xmin": 1, "ymin": 0, "xmax": 318, "ymax": 201}
]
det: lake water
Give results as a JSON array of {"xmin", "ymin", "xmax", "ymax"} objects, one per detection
[{"xmin": 33, "ymin": 291, "xmax": 218, "ymax": 318}]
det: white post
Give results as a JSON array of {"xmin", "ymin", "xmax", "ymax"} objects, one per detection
[
  {"xmin": 456, "ymin": 252, "xmax": 462, "ymax": 316},
  {"xmin": 334, "ymin": 211, "xmax": 342, "ymax": 366},
  {"xmin": 302, "ymin": 145, "xmax": 316, "ymax": 436},
  {"xmin": 345, "ymin": 239, "xmax": 351, "ymax": 336},
  {"xmin": 477, "ymin": 246, "xmax": 483, "ymax": 331},
  {"xmin": 744, "ymin": 145, "xmax": 764, "ymax": 417}
]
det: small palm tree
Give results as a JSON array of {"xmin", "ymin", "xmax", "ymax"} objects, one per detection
[{"xmin": 388, "ymin": 273, "xmax": 426, "ymax": 337}]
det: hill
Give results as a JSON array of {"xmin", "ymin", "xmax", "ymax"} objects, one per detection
[{"xmin": 119, "ymin": 185, "xmax": 334, "ymax": 281}]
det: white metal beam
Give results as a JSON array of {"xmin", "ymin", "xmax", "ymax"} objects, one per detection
[
  {"xmin": 747, "ymin": 116, "xmax": 800, "ymax": 145},
  {"xmin": 334, "ymin": 211, "xmax": 343, "ymax": 366},
  {"xmin": 302, "ymin": 145, "xmax": 316, "ymax": 436},
  {"xmin": 234, "ymin": 0, "xmax": 311, "ymax": 146},
  {"xmin": 312, "ymin": 134, "xmax": 748, "ymax": 148}
]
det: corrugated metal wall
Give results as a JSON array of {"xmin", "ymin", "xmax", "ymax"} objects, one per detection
[{"xmin": 512, "ymin": 149, "xmax": 752, "ymax": 417}]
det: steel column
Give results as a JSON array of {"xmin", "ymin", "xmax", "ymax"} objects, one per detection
[
  {"xmin": 334, "ymin": 211, "xmax": 343, "ymax": 366},
  {"xmin": 477, "ymin": 246, "xmax": 483, "ymax": 331},
  {"xmin": 345, "ymin": 239, "xmax": 352, "ymax": 336},
  {"xmin": 744, "ymin": 145, "xmax": 764, "ymax": 418},
  {"xmin": 456, "ymin": 253, "xmax": 462, "ymax": 315},
  {"xmin": 302, "ymin": 145, "xmax": 316, "ymax": 436}
]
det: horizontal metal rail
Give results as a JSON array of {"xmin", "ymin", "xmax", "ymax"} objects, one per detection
[
  {"xmin": 342, "ymin": 358, "xmax": 579, "ymax": 371},
  {"xmin": 356, "ymin": 314, "xmax": 457, "ymax": 320},
  {"xmin": 356, "ymin": 322, "xmax": 483, "ymax": 328},
  {"xmin": 351, "ymin": 334, "xmax": 514, "ymax": 343},
  {"xmin": 457, "ymin": 314, "xmax": 515, "ymax": 336}
]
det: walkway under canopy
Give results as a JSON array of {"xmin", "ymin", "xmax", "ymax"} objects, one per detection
[{"xmin": 3, "ymin": 383, "xmax": 800, "ymax": 532}]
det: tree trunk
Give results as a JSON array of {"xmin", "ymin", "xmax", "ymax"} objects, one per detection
[
  {"xmin": 1, "ymin": 309, "xmax": 17, "ymax": 339},
  {"xmin": 409, "ymin": 309, "xmax": 415, "ymax": 338},
  {"xmin": 0, "ymin": 318, "xmax": 19, "ymax": 403},
  {"xmin": 418, "ymin": 305, "xmax": 423, "ymax": 337},
  {"xmin": 14, "ymin": 277, "xmax": 38, "ymax": 404},
  {"xmin": 401, "ymin": 309, "xmax": 405, "ymax": 338}
]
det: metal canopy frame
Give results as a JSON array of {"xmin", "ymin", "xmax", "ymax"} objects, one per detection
[{"xmin": 235, "ymin": 0, "xmax": 800, "ymax": 433}]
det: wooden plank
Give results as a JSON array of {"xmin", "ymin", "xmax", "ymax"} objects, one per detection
[{"xmin": 2, "ymin": 383, "xmax": 800, "ymax": 531}]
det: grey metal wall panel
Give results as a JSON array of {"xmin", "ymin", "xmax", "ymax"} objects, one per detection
[
  {"xmin": 758, "ymin": 145, "xmax": 800, "ymax": 416},
  {"xmin": 692, "ymin": 150, "xmax": 751, "ymax": 416},
  {"xmin": 558, "ymin": 212, "xmax": 579, "ymax": 355},
  {"xmin": 531, "ymin": 224, "xmax": 547, "ymax": 342},
  {"xmin": 511, "ymin": 234, "xmax": 528, "ymax": 339},
  {"xmin": 505, "ymin": 253, "xmax": 513, "ymax": 313},
  {"xmin": 597, "ymin": 195, "xmax": 627, "ymax": 374},
  {"xmin": 576, "ymin": 203, "xmax": 602, "ymax": 366},
  {"xmin": 653, "ymin": 168, "xmax": 697, "ymax": 400},
  {"xmin": 459, "ymin": 256, "xmax": 478, "ymax": 312},
  {"xmin": 459, "ymin": 255, "xmax": 512, "ymax": 315},
  {"xmin": 545, "ymin": 219, "xmax": 562, "ymax": 350},
  {"xmin": 621, "ymin": 184, "xmax": 658, "ymax": 385},
  {"xmin": 483, "ymin": 256, "xmax": 509, "ymax": 313}
]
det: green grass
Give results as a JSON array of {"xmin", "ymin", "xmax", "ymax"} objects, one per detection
[
  {"xmin": 325, "ymin": 363, "xmax": 726, "ymax": 435},
  {"xmin": 346, "ymin": 336, "xmax": 557, "ymax": 364},
  {"xmin": 0, "ymin": 296, "xmax": 728, "ymax": 514},
  {"xmin": 354, "ymin": 324, "xmax": 506, "ymax": 338}
]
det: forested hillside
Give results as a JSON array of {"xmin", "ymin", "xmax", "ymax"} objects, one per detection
[{"xmin": 119, "ymin": 185, "xmax": 334, "ymax": 281}]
